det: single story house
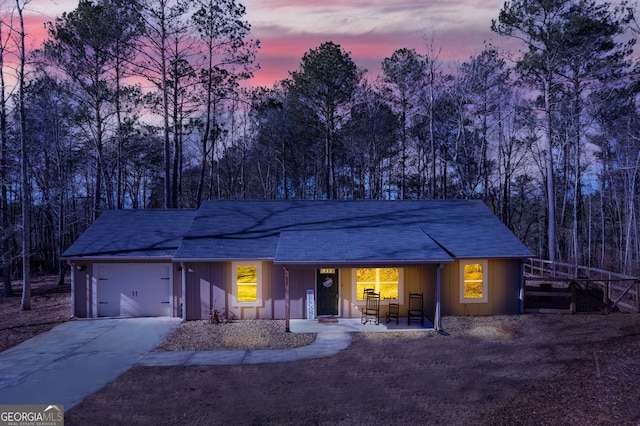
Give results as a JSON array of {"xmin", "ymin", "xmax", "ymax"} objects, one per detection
[{"xmin": 61, "ymin": 200, "xmax": 533, "ymax": 330}]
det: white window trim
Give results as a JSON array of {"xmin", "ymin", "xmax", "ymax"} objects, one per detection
[
  {"xmin": 232, "ymin": 261, "xmax": 263, "ymax": 307},
  {"xmin": 459, "ymin": 259, "xmax": 488, "ymax": 304},
  {"xmin": 352, "ymin": 268, "xmax": 404, "ymax": 305}
]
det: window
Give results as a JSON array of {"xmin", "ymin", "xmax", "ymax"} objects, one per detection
[
  {"xmin": 233, "ymin": 262, "xmax": 262, "ymax": 306},
  {"xmin": 460, "ymin": 260, "xmax": 488, "ymax": 303},
  {"xmin": 354, "ymin": 268, "xmax": 402, "ymax": 302}
]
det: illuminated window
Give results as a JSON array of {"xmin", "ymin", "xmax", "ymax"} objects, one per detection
[
  {"xmin": 354, "ymin": 268, "xmax": 402, "ymax": 302},
  {"xmin": 460, "ymin": 260, "xmax": 488, "ymax": 303},
  {"xmin": 233, "ymin": 262, "xmax": 262, "ymax": 306}
]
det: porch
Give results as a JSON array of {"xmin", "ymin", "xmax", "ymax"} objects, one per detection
[{"xmin": 288, "ymin": 317, "xmax": 435, "ymax": 333}]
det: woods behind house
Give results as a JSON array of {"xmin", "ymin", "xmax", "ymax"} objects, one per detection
[{"xmin": 2, "ymin": 0, "xmax": 640, "ymax": 299}]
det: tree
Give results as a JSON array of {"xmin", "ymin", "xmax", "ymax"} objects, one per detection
[
  {"xmin": 492, "ymin": 0, "xmax": 634, "ymax": 263},
  {"xmin": 0, "ymin": 3, "xmax": 13, "ymax": 296},
  {"xmin": 557, "ymin": 0, "xmax": 632, "ymax": 265},
  {"xmin": 15, "ymin": 0, "xmax": 30, "ymax": 310},
  {"xmin": 423, "ymin": 33, "xmax": 443, "ymax": 199},
  {"xmin": 492, "ymin": 0, "xmax": 576, "ymax": 263},
  {"xmin": 192, "ymin": 0, "xmax": 259, "ymax": 207},
  {"xmin": 458, "ymin": 47, "xmax": 510, "ymax": 201},
  {"xmin": 381, "ymin": 48, "xmax": 426, "ymax": 199},
  {"xmin": 104, "ymin": 0, "xmax": 144, "ymax": 210},
  {"xmin": 290, "ymin": 42, "xmax": 362, "ymax": 199},
  {"xmin": 26, "ymin": 73, "xmax": 76, "ymax": 284},
  {"xmin": 345, "ymin": 82, "xmax": 399, "ymax": 199},
  {"xmin": 251, "ymin": 83, "xmax": 322, "ymax": 199},
  {"xmin": 43, "ymin": 0, "xmax": 132, "ymax": 219},
  {"xmin": 138, "ymin": 0, "xmax": 189, "ymax": 208}
]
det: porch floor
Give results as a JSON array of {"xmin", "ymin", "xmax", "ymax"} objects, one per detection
[{"xmin": 289, "ymin": 317, "xmax": 434, "ymax": 333}]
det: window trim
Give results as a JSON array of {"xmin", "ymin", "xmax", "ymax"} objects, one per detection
[
  {"xmin": 459, "ymin": 259, "xmax": 488, "ymax": 304},
  {"xmin": 232, "ymin": 261, "xmax": 262, "ymax": 307},
  {"xmin": 352, "ymin": 267, "xmax": 404, "ymax": 305}
]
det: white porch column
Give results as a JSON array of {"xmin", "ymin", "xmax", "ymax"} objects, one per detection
[{"xmin": 435, "ymin": 263, "xmax": 443, "ymax": 331}]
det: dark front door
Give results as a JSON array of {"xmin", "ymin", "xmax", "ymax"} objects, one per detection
[{"xmin": 316, "ymin": 269, "xmax": 339, "ymax": 316}]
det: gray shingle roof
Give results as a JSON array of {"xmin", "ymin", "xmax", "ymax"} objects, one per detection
[
  {"xmin": 173, "ymin": 200, "xmax": 532, "ymax": 262},
  {"xmin": 62, "ymin": 201, "xmax": 532, "ymax": 262},
  {"xmin": 62, "ymin": 209, "xmax": 197, "ymax": 259}
]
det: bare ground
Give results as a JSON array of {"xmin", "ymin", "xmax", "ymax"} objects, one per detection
[
  {"xmin": 0, "ymin": 276, "xmax": 71, "ymax": 352},
  {"xmin": 1, "ymin": 280, "xmax": 639, "ymax": 425},
  {"xmin": 67, "ymin": 314, "xmax": 640, "ymax": 426}
]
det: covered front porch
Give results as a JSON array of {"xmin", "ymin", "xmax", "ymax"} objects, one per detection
[
  {"xmin": 281, "ymin": 263, "xmax": 445, "ymax": 331},
  {"xmin": 288, "ymin": 317, "xmax": 435, "ymax": 333}
]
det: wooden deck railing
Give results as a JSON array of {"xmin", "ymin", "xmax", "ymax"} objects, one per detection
[{"xmin": 524, "ymin": 259, "xmax": 640, "ymax": 314}]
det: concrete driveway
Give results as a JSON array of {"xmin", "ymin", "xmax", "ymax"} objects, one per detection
[{"xmin": 0, "ymin": 317, "xmax": 181, "ymax": 411}]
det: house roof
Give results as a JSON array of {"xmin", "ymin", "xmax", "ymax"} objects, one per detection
[
  {"xmin": 62, "ymin": 209, "xmax": 197, "ymax": 260},
  {"xmin": 172, "ymin": 200, "xmax": 532, "ymax": 263},
  {"xmin": 62, "ymin": 200, "xmax": 532, "ymax": 263}
]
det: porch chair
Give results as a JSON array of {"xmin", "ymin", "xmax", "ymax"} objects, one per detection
[
  {"xmin": 386, "ymin": 303, "xmax": 399, "ymax": 324},
  {"xmin": 407, "ymin": 292, "xmax": 424, "ymax": 326},
  {"xmin": 361, "ymin": 290, "xmax": 381, "ymax": 325}
]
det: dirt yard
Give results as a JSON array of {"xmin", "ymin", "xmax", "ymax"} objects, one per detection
[
  {"xmin": 2, "ymin": 280, "xmax": 639, "ymax": 425},
  {"xmin": 65, "ymin": 314, "xmax": 640, "ymax": 425},
  {"xmin": 0, "ymin": 276, "xmax": 71, "ymax": 352}
]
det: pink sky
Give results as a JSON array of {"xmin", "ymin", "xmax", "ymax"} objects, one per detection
[{"xmin": 20, "ymin": 0, "xmax": 505, "ymax": 87}]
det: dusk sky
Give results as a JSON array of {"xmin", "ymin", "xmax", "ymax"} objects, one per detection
[{"xmin": 22, "ymin": 0, "xmax": 507, "ymax": 87}]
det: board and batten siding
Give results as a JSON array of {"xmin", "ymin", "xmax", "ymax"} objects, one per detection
[
  {"xmin": 184, "ymin": 261, "xmax": 314, "ymax": 320},
  {"xmin": 184, "ymin": 263, "xmax": 443, "ymax": 320},
  {"xmin": 440, "ymin": 259, "xmax": 523, "ymax": 316}
]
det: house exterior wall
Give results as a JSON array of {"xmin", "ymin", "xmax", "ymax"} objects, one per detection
[
  {"xmin": 184, "ymin": 262, "xmax": 315, "ymax": 320},
  {"xmin": 69, "ymin": 259, "xmax": 522, "ymax": 320},
  {"xmin": 70, "ymin": 263, "xmax": 90, "ymax": 318},
  {"xmin": 183, "ymin": 262, "xmax": 443, "ymax": 321},
  {"xmin": 440, "ymin": 259, "xmax": 523, "ymax": 316}
]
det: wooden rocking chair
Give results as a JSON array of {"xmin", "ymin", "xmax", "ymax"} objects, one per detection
[
  {"xmin": 407, "ymin": 292, "xmax": 424, "ymax": 326},
  {"xmin": 361, "ymin": 290, "xmax": 380, "ymax": 325},
  {"xmin": 386, "ymin": 303, "xmax": 399, "ymax": 324}
]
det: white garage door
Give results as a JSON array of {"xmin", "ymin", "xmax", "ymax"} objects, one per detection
[{"xmin": 96, "ymin": 264, "xmax": 172, "ymax": 317}]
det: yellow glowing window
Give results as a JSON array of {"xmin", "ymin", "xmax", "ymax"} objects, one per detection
[
  {"xmin": 236, "ymin": 265, "xmax": 257, "ymax": 302},
  {"xmin": 356, "ymin": 268, "xmax": 399, "ymax": 300},
  {"xmin": 460, "ymin": 260, "xmax": 488, "ymax": 303},
  {"xmin": 463, "ymin": 264, "xmax": 483, "ymax": 298}
]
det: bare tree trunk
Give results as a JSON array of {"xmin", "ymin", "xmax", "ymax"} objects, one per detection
[
  {"xmin": 17, "ymin": 0, "xmax": 30, "ymax": 310},
  {"xmin": 544, "ymin": 78, "xmax": 556, "ymax": 263},
  {"xmin": 115, "ymin": 44, "xmax": 124, "ymax": 210},
  {"xmin": 160, "ymin": 2, "xmax": 172, "ymax": 208},
  {"xmin": 0, "ymin": 19, "xmax": 12, "ymax": 297}
]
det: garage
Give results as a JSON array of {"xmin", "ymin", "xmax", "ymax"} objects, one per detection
[{"xmin": 95, "ymin": 263, "xmax": 172, "ymax": 317}]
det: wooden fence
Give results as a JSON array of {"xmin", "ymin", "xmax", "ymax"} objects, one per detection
[{"xmin": 524, "ymin": 259, "xmax": 640, "ymax": 314}]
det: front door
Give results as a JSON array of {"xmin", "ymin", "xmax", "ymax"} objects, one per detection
[{"xmin": 316, "ymin": 269, "xmax": 339, "ymax": 316}]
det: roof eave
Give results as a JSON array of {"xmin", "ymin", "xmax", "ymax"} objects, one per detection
[
  {"xmin": 173, "ymin": 257, "xmax": 275, "ymax": 263},
  {"xmin": 63, "ymin": 256, "xmax": 175, "ymax": 262},
  {"xmin": 273, "ymin": 259, "xmax": 455, "ymax": 265}
]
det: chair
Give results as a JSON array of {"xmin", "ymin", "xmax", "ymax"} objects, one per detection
[
  {"xmin": 407, "ymin": 292, "xmax": 424, "ymax": 326},
  {"xmin": 386, "ymin": 303, "xmax": 399, "ymax": 324},
  {"xmin": 361, "ymin": 290, "xmax": 380, "ymax": 325}
]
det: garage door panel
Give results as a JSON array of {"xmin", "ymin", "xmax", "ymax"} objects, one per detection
[{"xmin": 96, "ymin": 264, "xmax": 172, "ymax": 317}]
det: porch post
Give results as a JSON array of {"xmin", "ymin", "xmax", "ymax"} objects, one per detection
[
  {"xmin": 520, "ymin": 261, "xmax": 525, "ymax": 314},
  {"xmin": 69, "ymin": 261, "xmax": 75, "ymax": 318},
  {"xmin": 435, "ymin": 263, "xmax": 442, "ymax": 331},
  {"xmin": 180, "ymin": 262, "xmax": 187, "ymax": 322},
  {"xmin": 284, "ymin": 268, "xmax": 290, "ymax": 332}
]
